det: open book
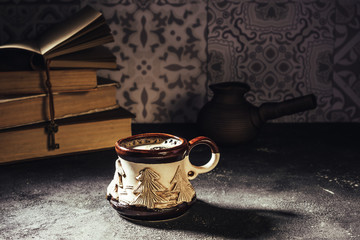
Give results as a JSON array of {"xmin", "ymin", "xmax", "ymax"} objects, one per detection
[{"xmin": 0, "ymin": 5, "xmax": 116, "ymax": 70}]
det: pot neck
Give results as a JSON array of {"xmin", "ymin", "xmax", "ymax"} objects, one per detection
[{"xmin": 210, "ymin": 82, "xmax": 250, "ymax": 104}]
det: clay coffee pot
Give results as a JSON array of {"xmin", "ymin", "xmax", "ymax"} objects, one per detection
[{"xmin": 197, "ymin": 82, "xmax": 317, "ymax": 145}]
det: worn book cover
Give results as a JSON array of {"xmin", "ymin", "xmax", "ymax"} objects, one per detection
[
  {"xmin": 0, "ymin": 107, "xmax": 135, "ymax": 164},
  {"xmin": 0, "ymin": 78, "xmax": 119, "ymax": 129},
  {"xmin": 0, "ymin": 69, "xmax": 98, "ymax": 95}
]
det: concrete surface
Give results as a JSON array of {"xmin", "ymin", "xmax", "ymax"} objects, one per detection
[{"xmin": 0, "ymin": 123, "xmax": 359, "ymax": 239}]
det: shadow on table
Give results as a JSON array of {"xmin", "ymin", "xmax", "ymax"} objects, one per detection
[{"xmin": 125, "ymin": 199, "xmax": 299, "ymax": 239}]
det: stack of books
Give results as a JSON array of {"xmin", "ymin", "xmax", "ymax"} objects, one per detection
[{"xmin": 0, "ymin": 6, "xmax": 135, "ymax": 164}]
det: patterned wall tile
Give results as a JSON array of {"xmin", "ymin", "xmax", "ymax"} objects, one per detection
[
  {"xmin": 333, "ymin": 0, "xmax": 360, "ymax": 121},
  {"xmin": 0, "ymin": 0, "xmax": 80, "ymax": 44},
  {"xmin": 207, "ymin": 0, "xmax": 335, "ymax": 122},
  {"xmin": 1, "ymin": 0, "xmax": 359, "ymax": 123},
  {"xmin": 86, "ymin": 0, "xmax": 208, "ymax": 123}
]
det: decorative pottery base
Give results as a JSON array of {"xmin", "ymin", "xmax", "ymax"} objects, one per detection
[{"xmin": 108, "ymin": 196, "xmax": 196, "ymax": 221}]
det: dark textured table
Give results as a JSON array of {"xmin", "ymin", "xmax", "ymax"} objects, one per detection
[{"xmin": 1, "ymin": 123, "xmax": 359, "ymax": 239}]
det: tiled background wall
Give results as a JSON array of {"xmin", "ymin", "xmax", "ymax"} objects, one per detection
[{"xmin": 1, "ymin": 0, "xmax": 360, "ymax": 123}]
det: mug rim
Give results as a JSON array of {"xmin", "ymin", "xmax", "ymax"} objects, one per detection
[{"xmin": 115, "ymin": 133, "xmax": 189, "ymax": 163}]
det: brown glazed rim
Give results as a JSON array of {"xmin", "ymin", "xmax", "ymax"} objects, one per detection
[{"xmin": 115, "ymin": 133, "xmax": 189, "ymax": 164}]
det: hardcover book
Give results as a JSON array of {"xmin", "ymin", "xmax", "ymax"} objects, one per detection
[
  {"xmin": 0, "ymin": 78, "xmax": 119, "ymax": 129},
  {"xmin": 0, "ymin": 69, "xmax": 98, "ymax": 95},
  {"xmin": 0, "ymin": 107, "xmax": 135, "ymax": 164}
]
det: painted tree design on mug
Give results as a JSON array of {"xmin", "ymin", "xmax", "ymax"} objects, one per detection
[
  {"xmin": 131, "ymin": 168, "xmax": 167, "ymax": 208},
  {"xmin": 109, "ymin": 158, "xmax": 127, "ymax": 199},
  {"xmin": 116, "ymin": 159, "xmax": 125, "ymax": 188},
  {"xmin": 170, "ymin": 165, "xmax": 195, "ymax": 203}
]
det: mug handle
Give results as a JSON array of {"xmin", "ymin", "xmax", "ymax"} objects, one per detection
[{"xmin": 185, "ymin": 136, "xmax": 220, "ymax": 180}]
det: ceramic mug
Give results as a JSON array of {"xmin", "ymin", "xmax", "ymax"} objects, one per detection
[{"xmin": 106, "ymin": 133, "xmax": 220, "ymax": 221}]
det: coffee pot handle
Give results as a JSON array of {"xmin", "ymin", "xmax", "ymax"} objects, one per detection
[{"xmin": 185, "ymin": 136, "xmax": 220, "ymax": 180}]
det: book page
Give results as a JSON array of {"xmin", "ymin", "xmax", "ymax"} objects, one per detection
[
  {"xmin": 0, "ymin": 40, "xmax": 41, "ymax": 54},
  {"xmin": 51, "ymin": 46, "xmax": 115, "ymax": 61},
  {"xmin": 45, "ymin": 23, "xmax": 113, "ymax": 59},
  {"xmin": 48, "ymin": 46, "xmax": 117, "ymax": 69},
  {"xmin": 38, "ymin": 6, "xmax": 102, "ymax": 55},
  {"xmin": 45, "ymin": 17, "xmax": 105, "ymax": 55}
]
